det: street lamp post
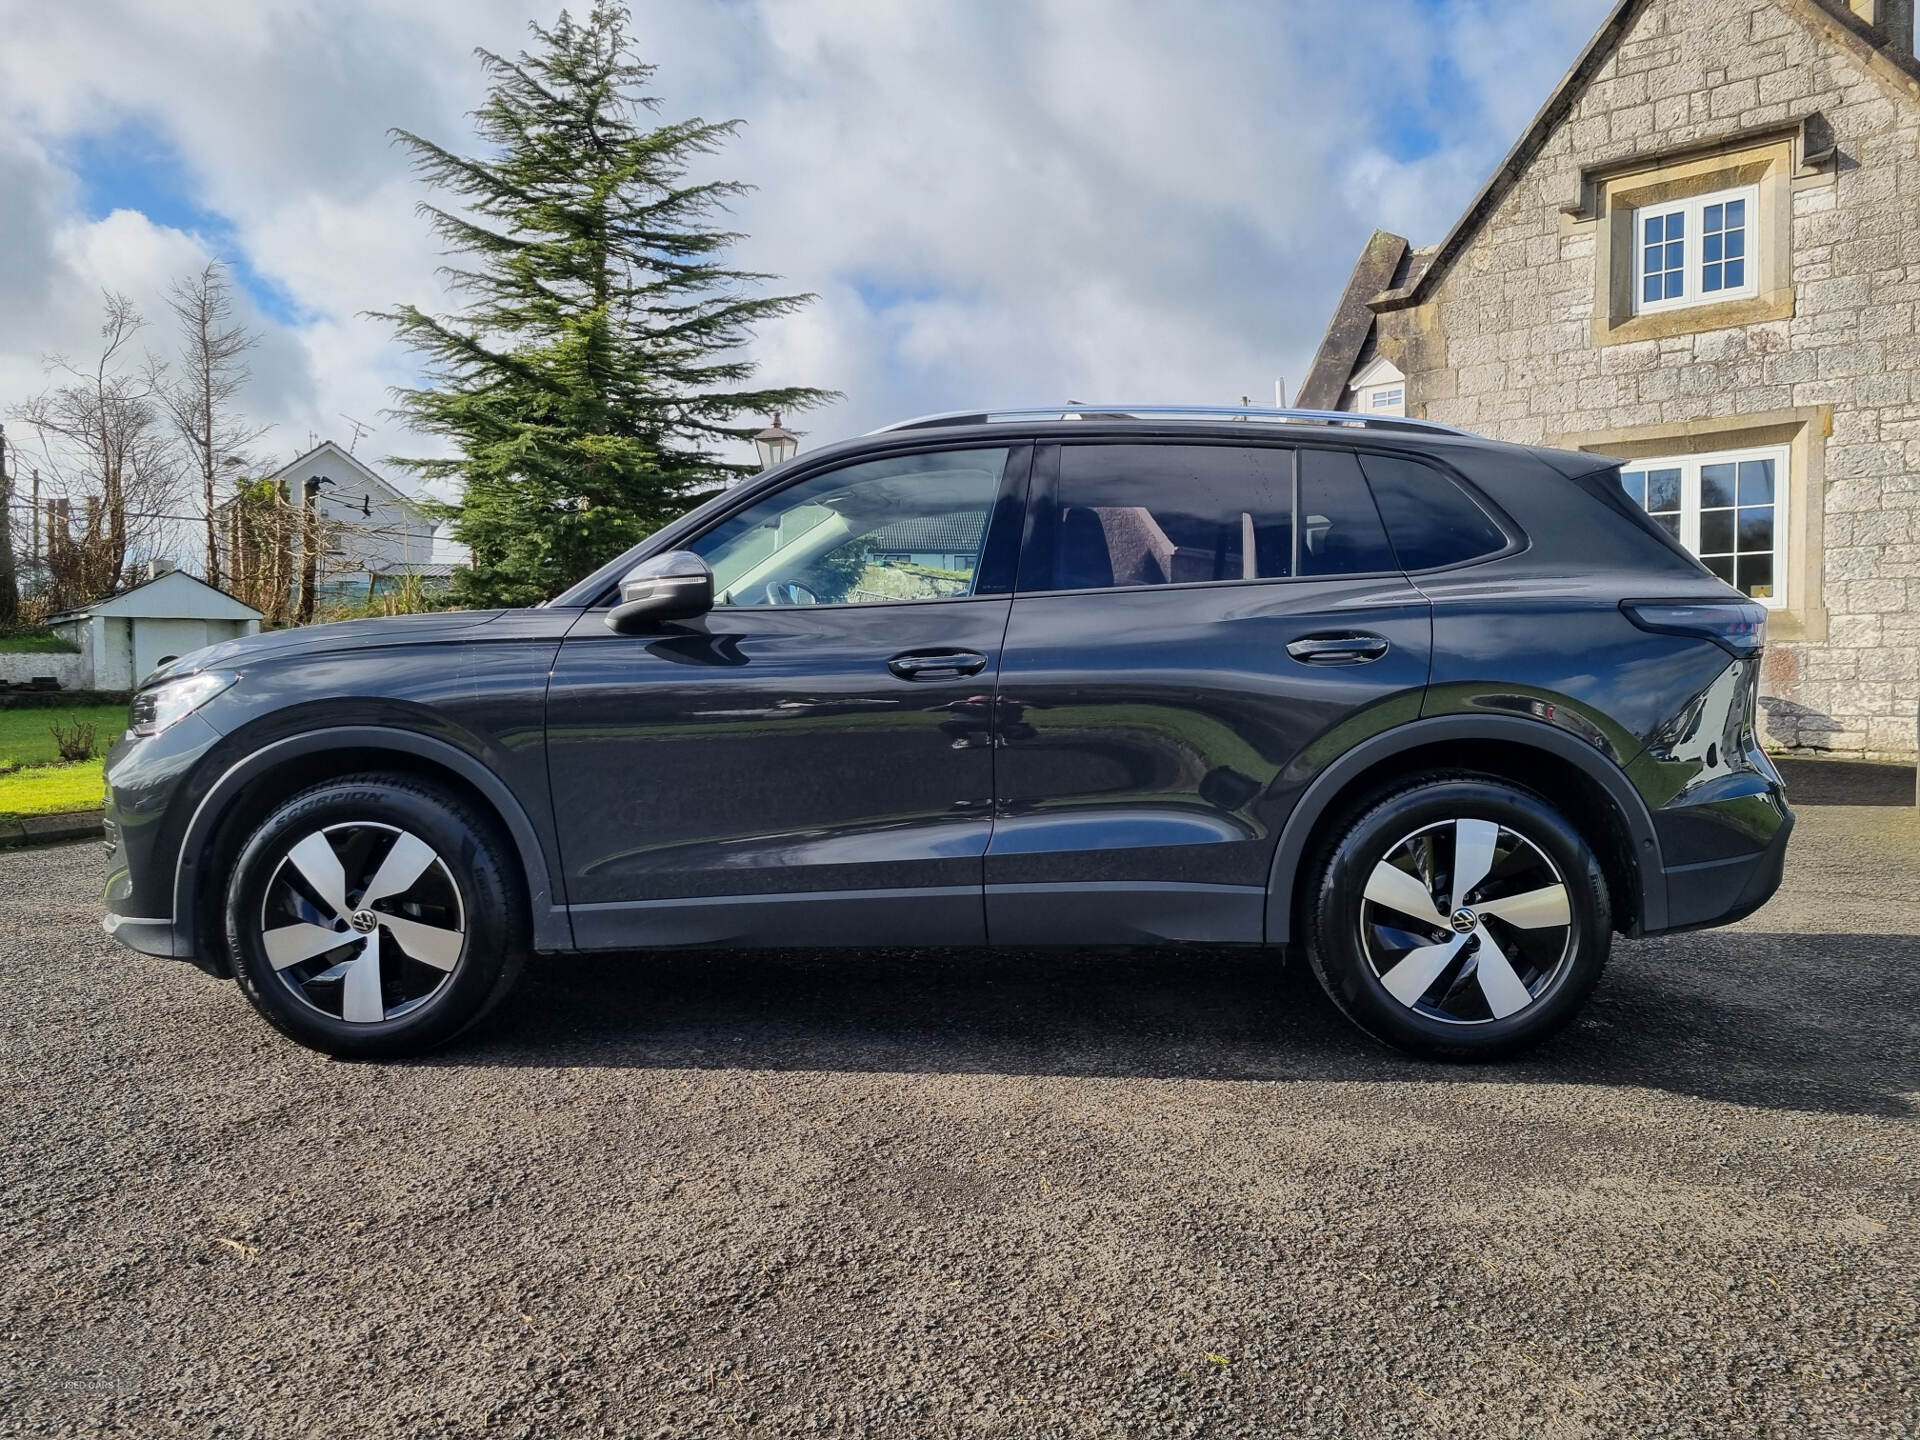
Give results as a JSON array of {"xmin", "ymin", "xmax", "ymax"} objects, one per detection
[{"xmin": 753, "ymin": 414, "xmax": 799, "ymax": 471}]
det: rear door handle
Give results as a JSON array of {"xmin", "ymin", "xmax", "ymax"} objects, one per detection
[
  {"xmin": 1286, "ymin": 633, "xmax": 1390, "ymax": 666},
  {"xmin": 888, "ymin": 649, "xmax": 989, "ymax": 681}
]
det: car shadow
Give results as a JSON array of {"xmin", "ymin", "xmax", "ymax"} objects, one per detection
[
  {"xmin": 1776, "ymin": 756, "xmax": 1913, "ymax": 807},
  {"xmin": 431, "ymin": 928, "xmax": 1919, "ymax": 1119}
]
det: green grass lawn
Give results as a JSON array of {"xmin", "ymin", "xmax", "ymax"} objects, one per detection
[
  {"xmin": 0, "ymin": 756, "xmax": 104, "ymax": 818},
  {"xmin": 0, "ymin": 705, "xmax": 127, "ymax": 767},
  {"xmin": 0, "ymin": 630, "xmax": 79, "ymax": 654}
]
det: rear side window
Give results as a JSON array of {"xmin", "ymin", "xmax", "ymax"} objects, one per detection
[
  {"xmin": 1358, "ymin": 453, "xmax": 1509, "ymax": 570},
  {"xmin": 1298, "ymin": 448, "xmax": 1398, "ymax": 577},
  {"xmin": 1047, "ymin": 444, "xmax": 1292, "ymax": 589}
]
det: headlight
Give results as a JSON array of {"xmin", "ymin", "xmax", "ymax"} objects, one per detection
[{"xmin": 128, "ymin": 671, "xmax": 237, "ymax": 737}]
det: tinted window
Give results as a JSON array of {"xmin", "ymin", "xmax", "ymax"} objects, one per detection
[
  {"xmin": 1046, "ymin": 444, "xmax": 1291, "ymax": 591},
  {"xmin": 1298, "ymin": 448, "xmax": 1397, "ymax": 577},
  {"xmin": 691, "ymin": 448, "xmax": 1007, "ymax": 606},
  {"xmin": 1358, "ymin": 453, "xmax": 1509, "ymax": 570}
]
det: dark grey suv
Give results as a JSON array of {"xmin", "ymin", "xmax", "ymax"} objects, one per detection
[{"xmin": 102, "ymin": 405, "xmax": 1791, "ymax": 1061}]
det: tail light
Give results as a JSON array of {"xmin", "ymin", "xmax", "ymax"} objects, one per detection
[{"xmin": 1621, "ymin": 600, "xmax": 1767, "ymax": 657}]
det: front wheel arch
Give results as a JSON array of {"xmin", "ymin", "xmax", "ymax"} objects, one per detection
[
  {"xmin": 180, "ymin": 728, "xmax": 565, "ymax": 972},
  {"xmin": 224, "ymin": 772, "xmax": 528, "ymax": 1056}
]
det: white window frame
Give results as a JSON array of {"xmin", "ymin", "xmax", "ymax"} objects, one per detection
[
  {"xmin": 1631, "ymin": 184, "xmax": 1760, "ymax": 316},
  {"xmin": 1349, "ymin": 356, "xmax": 1407, "ymax": 417},
  {"xmin": 1619, "ymin": 443, "xmax": 1789, "ymax": 609}
]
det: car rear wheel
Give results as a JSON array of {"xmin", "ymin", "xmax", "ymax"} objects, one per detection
[
  {"xmin": 224, "ymin": 774, "xmax": 527, "ymax": 1058},
  {"xmin": 1304, "ymin": 776, "xmax": 1611, "ymax": 1061}
]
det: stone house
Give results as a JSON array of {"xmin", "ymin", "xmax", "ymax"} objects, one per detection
[{"xmin": 1301, "ymin": 0, "xmax": 1920, "ymax": 757}]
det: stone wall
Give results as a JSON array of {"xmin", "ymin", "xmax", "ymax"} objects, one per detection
[
  {"xmin": 1377, "ymin": 0, "xmax": 1920, "ymax": 757},
  {"xmin": 0, "ymin": 650, "xmax": 91, "ymax": 692}
]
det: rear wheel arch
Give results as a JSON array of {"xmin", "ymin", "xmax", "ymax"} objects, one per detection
[
  {"xmin": 1265, "ymin": 716, "xmax": 1662, "ymax": 944},
  {"xmin": 178, "ymin": 727, "xmax": 565, "ymax": 971}
]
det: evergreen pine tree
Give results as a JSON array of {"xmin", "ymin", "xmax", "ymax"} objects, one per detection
[{"xmin": 378, "ymin": 4, "xmax": 832, "ymax": 606}]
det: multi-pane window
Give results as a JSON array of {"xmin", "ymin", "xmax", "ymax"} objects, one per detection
[
  {"xmin": 1632, "ymin": 185, "xmax": 1758, "ymax": 314},
  {"xmin": 1366, "ymin": 386, "xmax": 1404, "ymax": 413},
  {"xmin": 1619, "ymin": 445, "xmax": 1786, "ymax": 606},
  {"xmin": 1640, "ymin": 211, "xmax": 1686, "ymax": 304},
  {"xmin": 1701, "ymin": 196, "xmax": 1748, "ymax": 294}
]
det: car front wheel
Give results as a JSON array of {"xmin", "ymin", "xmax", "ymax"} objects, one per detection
[
  {"xmin": 224, "ymin": 774, "xmax": 527, "ymax": 1058},
  {"xmin": 1305, "ymin": 776, "xmax": 1611, "ymax": 1061}
]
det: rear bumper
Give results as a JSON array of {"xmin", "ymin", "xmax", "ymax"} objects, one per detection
[{"xmin": 1652, "ymin": 805, "xmax": 1793, "ymax": 933}]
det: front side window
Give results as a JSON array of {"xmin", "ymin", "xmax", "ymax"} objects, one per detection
[
  {"xmin": 691, "ymin": 448, "xmax": 1008, "ymax": 607},
  {"xmin": 1620, "ymin": 446, "xmax": 1785, "ymax": 605},
  {"xmin": 1633, "ymin": 185, "xmax": 1757, "ymax": 314}
]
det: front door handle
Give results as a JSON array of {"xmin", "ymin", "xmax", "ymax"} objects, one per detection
[
  {"xmin": 888, "ymin": 649, "xmax": 988, "ymax": 681},
  {"xmin": 1286, "ymin": 633, "xmax": 1390, "ymax": 666}
]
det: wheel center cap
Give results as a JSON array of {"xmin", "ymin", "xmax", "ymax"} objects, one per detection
[
  {"xmin": 349, "ymin": 909, "xmax": 379, "ymax": 934},
  {"xmin": 1450, "ymin": 907, "xmax": 1478, "ymax": 935}
]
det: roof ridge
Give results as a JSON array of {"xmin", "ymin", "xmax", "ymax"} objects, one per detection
[{"xmin": 266, "ymin": 440, "xmax": 421, "ymax": 509}]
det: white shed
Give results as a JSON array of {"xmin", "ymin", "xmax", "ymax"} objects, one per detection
[{"xmin": 50, "ymin": 571, "xmax": 263, "ymax": 691}]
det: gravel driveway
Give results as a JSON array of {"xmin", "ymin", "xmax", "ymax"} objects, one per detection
[{"xmin": 3, "ymin": 759, "xmax": 1916, "ymax": 1438}]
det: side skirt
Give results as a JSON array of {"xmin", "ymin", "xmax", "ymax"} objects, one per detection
[
  {"xmin": 566, "ymin": 881, "xmax": 1272, "ymax": 951},
  {"xmin": 569, "ymin": 886, "xmax": 986, "ymax": 950},
  {"xmin": 986, "ymin": 881, "xmax": 1267, "ymax": 945}
]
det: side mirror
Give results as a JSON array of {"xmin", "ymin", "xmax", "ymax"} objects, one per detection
[{"xmin": 605, "ymin": 551, "xmax": 715, "ymax": 634}]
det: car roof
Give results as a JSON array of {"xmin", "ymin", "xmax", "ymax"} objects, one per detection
[{"xmin": 770, "ymin": 413, "xmax": 1617, "ymax": 477}]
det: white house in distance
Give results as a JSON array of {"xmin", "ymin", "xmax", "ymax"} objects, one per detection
[
  {"xmin": 49, "ymin": 568, "xmax": 262, "ymax": 690},
  {"xmin": 255, "ymin": 441, "xmax": 459, "ymax": 600}
]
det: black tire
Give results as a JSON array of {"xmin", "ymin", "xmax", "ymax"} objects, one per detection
[
  {"xmin": 1303, "ymin": 775, "xmax": 1611, "ymax": 1061},
  {"xmin": 224, "ymin": 773, "xmax": 528, "ymax": 1058}
]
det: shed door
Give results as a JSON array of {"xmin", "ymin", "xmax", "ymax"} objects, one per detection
[{"xmin": 133, "ymin": 619, "xmax": 210, "ymax": 683}]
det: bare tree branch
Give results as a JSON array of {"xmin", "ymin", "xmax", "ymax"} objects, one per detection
[
  {"xmin": 10, "ymin": 291, "xmax": 187, "ymax": 607},
  {"xmin": 163, "ymin": 261, "xmax": 269, "ymax": 588}
]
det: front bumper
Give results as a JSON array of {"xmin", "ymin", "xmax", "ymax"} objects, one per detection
[
  {"xmin": 101, "ymin": 710, "xmax": 227, "ymax": 969},
  {"xmin": 100, "ymin": 908, "xmax": 193, "ymax": 959}
]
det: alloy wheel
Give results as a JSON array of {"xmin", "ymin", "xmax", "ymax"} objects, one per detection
[
  {"xmin": 257, "ymin": 822, "xmax": 467, "ymax": 1024},
  {"xmin": 1358, "ymin": 817, "xmax": 1573, "ymax": 1025}
]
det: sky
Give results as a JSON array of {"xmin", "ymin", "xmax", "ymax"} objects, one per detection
[{"xmin": 0, "ymin": 0, "xmax": 1616, "ymax": 528}]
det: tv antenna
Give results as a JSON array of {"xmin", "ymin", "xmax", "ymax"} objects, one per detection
[{"xmin": 339, "ymin": 414, "xmax": 375, "ymax": 453}]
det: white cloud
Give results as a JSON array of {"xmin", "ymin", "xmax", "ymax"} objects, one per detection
[{"xmin": 0, "ymin": 0, "xmax": 1616, "ymax": 526}]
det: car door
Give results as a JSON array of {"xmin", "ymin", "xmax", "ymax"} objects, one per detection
[
  {"xmin": 985, "ymin": 439, "xmax": 1433, "ymax": 944},
  {"xmin": 546, "ymin": 443, "xmax": 1030, "ymax": 949}
]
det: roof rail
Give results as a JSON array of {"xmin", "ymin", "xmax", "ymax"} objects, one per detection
[{"xmin": 869, "ymin": 404, "xmax": 1469, "ymax": 437}]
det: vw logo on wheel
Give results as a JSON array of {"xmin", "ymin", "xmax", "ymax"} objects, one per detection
[{"xmin": 1450, "ymin": 907, "xmax": 1478, "ymax": 935}]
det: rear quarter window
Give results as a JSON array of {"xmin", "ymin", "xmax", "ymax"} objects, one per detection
[{"xmin": 1357, "ymin": 453, "xmax": 1510, "ymax": 571}]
